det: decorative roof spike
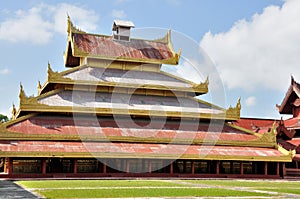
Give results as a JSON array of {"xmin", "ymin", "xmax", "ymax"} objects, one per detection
[
  {"xmin": 11, "ymin": 103, "xmax": 17, "ymax": 120},
  {"xmin": 291, "ymin": 75, "xmax": 295, "ymax": 85},
  {"xmin": 37, "ymin": 81, "xmax": 42, "ymax": 95},
  {"xmin": 225, "ymin": 97, "xmax": 241, "ymax": 120},
  {"xmin": 67, "ymin": 14, "xmax": 72, "ymax": 35},
  {"xmin": 66, "ymin": 15, "xmax": 86, "ymax": 34},
  {"xmin": 47, "ymin": 62, "xmax": 54, "ymax": 80},
  {"xmin": 236, "ymin": 97, "xmax": 241, "ymax": 110},
  {"xmin": 154, "ymin": 29, "xmax": 171, "ymax": 44},
  {"xmin": 193, "ymin": 76, "xmax": 209, "ymax": 93},
  {"xmin": 19, "ymin": 83, "xmax": 27, "ymax": 103}
]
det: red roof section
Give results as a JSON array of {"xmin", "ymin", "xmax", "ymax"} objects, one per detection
[
  {"xmin": 0, "ymin": 140, "xmax": 286, "ymax": 160},
  {"xmin": 72, "ymin": 33, "xmax": 177, "ymax": 64},
  {"xmin": 284, "ymin": 117, "xmax": 300, "ymax": 129},
  {"xmin": 7, "ymin": 116, "xmax": 258, "ymax": 142},
  {"xmin": 232, "ymin": 118, "xmax": 277, "ymax": 134}
]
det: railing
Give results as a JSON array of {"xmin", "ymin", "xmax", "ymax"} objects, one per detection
[{"xmin": 285, "ymin": 168, "xmax": 300, "ymax": 178}]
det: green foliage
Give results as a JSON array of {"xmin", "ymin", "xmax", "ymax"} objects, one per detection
[{"xmin": 0, "ymin": 114, "xmax": 9, "ymax": 123}]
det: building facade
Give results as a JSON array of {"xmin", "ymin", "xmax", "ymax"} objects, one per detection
[{"xmin": 0, "ymin": 18, "xmax": 293, "ymax": 178}]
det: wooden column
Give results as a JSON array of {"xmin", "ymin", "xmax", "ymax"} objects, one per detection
[
  {"xmin": 170, "ymin": 162, "xmax": 173, "ymax": 174},
  {"xmin": 3, "ymin": 158, "xmax": 7, "ymax": 173},
  {"xmin": 42, "ymin": 159, "xmax": 47, "ymax": 175},
  {"xmin": 191, "ymin": 161, "xmax": 195, "ymax": 175},
  {"xmin": 276, "ymin": 162, "xmax": 280, "ymax": 176},
  {"xmin": 73, "ymin": 159, "xmax": 77, "ymax": 174},
  {"xmin": 7, "ymin": 157, "xmax": 12, "ymax": 175},
  {"xmin": 148, "ymin": 160, "xmax": 152, "ymax": 173},
  {"xmin": 126, "ymin": 160, "xmax": 130, "ymax": 173},
  {"xmin": 103, "ymin": 160, "xmax": 107, "ymax": 174},
  {"xmin": 240, "ymin": 162, "xmax": 243, "ymax": 175},
  {"xmin": 216, "ymin": 161, "xmax": 219, "ymax": 175},
  {"xmin": 282, "ymin": 163, "xmax": 286, "ymax": 177},
  {"xmin": 264, "ymin": 162, "xmax": 268, "ymax": 176}
]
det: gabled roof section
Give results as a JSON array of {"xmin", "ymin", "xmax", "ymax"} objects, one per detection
[
  {"xmin": 277, "ymin": 76, "xmax": 300, "ymax": 114},
  {"xmin": 40, "ymin": 64, "xmax": 209, "ymax": 95},
  {"xmin": 64, "ymin": 17, "xmax": 181, "ymax": 67},
  {"xmin": 14, "ymin": 85, "xmax": 241, "ymax": 121}
]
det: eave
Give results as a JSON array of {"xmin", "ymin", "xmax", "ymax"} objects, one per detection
[{"xmin": 39, "ymin": 64, "xmax": 209, "ymax": 96}]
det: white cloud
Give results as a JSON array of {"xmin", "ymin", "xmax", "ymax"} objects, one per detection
[
  {"xmin": 0, "ymin": 68, "xmax": 10, "ymax": 75},
  {"xmin": 51, "ymin": 3, "xmax": 99, "ymax": 34},
  {"xmin": 0, "ymin": 3, "xmax": 99, "ymax": 44},
  {"xmin": 111, "ymin": 9, "xmax": 127, "ymax": 19},
  {"xmin": 245, "ymin": 96, "xmax": 256, "ymax": 107},
  {"xmin": 200, "ymin": 0, "xmax": 300, "ymax": 92},
  {"xmin": 0, "ymin": 5, "xmax": 53, "ymax": 44}
]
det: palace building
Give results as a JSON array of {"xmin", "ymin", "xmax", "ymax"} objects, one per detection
[
  {"xmin": 0, "ymin": 18, "xmax": 294, "ymax": 178},
  {"xmin": 275, "ymin": 77, "xmax": 300, "ymax": 177}
]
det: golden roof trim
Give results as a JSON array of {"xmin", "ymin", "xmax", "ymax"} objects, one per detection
[
  {"xmin": 0, "ymin": 151, "xmax": 292, "ymax": 162},
  {"xmin": 225, "ymin": 98, "xmax": 241, "ymax": 120}
]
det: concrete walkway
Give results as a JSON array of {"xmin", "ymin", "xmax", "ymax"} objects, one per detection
[{"xmin": 0, "ymin": 180, "xmax": 41, "ymax": 199}]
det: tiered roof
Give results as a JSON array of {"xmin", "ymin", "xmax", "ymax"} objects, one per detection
[{"xmin": 0, "ymin": 17, "xmax": 293, "ymax": 162}]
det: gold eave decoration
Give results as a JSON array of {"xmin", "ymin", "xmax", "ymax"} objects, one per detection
[
  {"xmin": 67, "ymin": 15, "xmax": 86, "ymax": 35},
  {"xmin": 192, "ymin": 76, "xmax": 209, "ymax": 94},
  {"xmin": 19, "ymin": 83, "xmax": 38, "ymax": 108},
  {"xmin": 225, "ymin": 98, "xmax": 241, "ymax": 120},
  {"xmin": 0, "ymin": 151, "xmax": 292, "ymax": 162}
]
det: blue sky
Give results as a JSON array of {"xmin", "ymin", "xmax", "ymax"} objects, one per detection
[{"xmin": 0, "ymin": 0, "xmax": 299, "ymax": 119}]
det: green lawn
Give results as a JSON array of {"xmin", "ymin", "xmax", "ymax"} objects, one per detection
[{"xmin": 16, "ymin": 179, "xmax": 300, "ymax": 198}]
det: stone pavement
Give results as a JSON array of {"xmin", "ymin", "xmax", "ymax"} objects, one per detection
[{"xmin": 0, "ymin": 180, "xmax": 41, "ymax": 199}]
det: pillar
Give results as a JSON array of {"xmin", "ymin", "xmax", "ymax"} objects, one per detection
[
  {"xmin": 73, "ymin": 159, "xmax": 77, "ymax": 174},
  {"xmin": 148, "ymin": 160, "xmax": 152, "ymax": 173},
  {"xmin": 264, "ymin": 162, "xmax": 268, "ymax": 176},
  {"xmin": 170, "ymin": 162, "xmax": 173, "ymax": 174},
  {"xmin": 191, "ymin": 161, "xmax": 195, "ymax": 175},
  {"xmin": 283, "ymin": 163, "xmax": 286, "ymax": 177},
  {"xmin": 42, "ymin": 159, "xmax": 47, "ymax": 175},
  {"xmin": 240, "ymin": 162, "xmax": 243, "ymax": 175},
  {"xmin": 103, "ymin": 160, "xmax": 107, "ymax": 174},
  {"xmin": 7, "ymin": 157, "xmax": 12, "ymax": 175},
  {"xmin": 216, "ymin": 161, "xmax": 219, "ymax": 175},
  {"xmin": 276, "ymin": 162, "xmax": 279, "ymax": 176},
  {"xmin": 126, "ymin": 159, "xmax": 130, "ymax": 173}
]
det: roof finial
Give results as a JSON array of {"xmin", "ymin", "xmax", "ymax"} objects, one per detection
[
  {"xmin": 47, "ymin": 61, "xmax": 54, "ymax": 79},
  {"xmin": 11, "ymin": 103, "xmax": 16, "ymax": 120},
  {"xmin": 19, "ymin": 82, "xmax": 26, "ymax": 101},
  {"xmin": 67, "ymin": 14, "xmax": 72, "ymax": 34},
  {"xmin": 237, "ymin": 97, "xmax": 241, "ymax": 110},
  {"xmin": 37, "ymin": 80, "xmax": 42, "ymax": 95},
  {"xmin": 291, "ymin": 75, "xmax": 295, "ymax": 85}
]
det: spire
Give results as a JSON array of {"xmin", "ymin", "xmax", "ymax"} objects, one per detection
[
  {"xmin": 37, "ymin": 81, "xmax": 42, "ymax": 95},
  {"xmin": 47, "ymin": 62, "xmax": 54, "ymax": 80},
  {"xmin": 11, "ymin": 103, "xmax": 16, "ymax": 120},
  {"xmin": 19, "ymin": 83, "xmax": 26, "ymax": 100}
]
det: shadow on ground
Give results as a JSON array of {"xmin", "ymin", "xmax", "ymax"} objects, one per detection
[{"xmin": 0, "ymin": 180, "xmax": 41, "ymax": 199}]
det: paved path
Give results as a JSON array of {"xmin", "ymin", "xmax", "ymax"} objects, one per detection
[{"xmin": 0, "ymin": 180, "xmax": 41, "ymax": 199}]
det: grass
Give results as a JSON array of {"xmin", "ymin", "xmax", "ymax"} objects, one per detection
[
  {"xmin": 16, "ymin": 179, "xmax": 300, "ymax": 198},
  {"xmin": 35, "ymin": 188, "xmax": 270, "ymax": 198},
  {"xmin": 17, "ymin": 179, "xmax": 183, "ymax": 188}
]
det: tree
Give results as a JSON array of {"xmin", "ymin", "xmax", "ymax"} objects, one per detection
[{"xmin": 0, "ymin": 114, "xmax": 9, "ymax": 123}]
